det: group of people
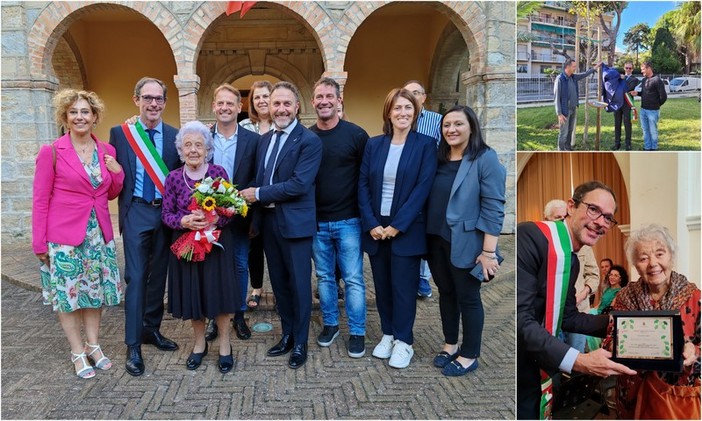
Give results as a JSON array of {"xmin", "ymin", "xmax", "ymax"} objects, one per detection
[
  {"xmin": 517, "ymin": 181, "xmax": 700, "ymax": 420},
  {"xmin": 32, "ymin": 76, "xmax": 507, "ymax": 379},
  {"xmin": 555, "ymin": 60, "xmax": 667, "ymax": 151}
]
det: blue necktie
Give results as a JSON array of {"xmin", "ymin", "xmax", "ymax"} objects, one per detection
[
  {"xmin": 263, "ymin": 131, "xmax": 283, "ymax": 186},
  {"xmin": 142, "ymin": 128, "xmax": 156, "ymax": 201}
]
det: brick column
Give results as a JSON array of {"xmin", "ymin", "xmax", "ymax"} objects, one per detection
[
  {"xmin": 1, "ymin": 75, "xmax": 60, "ymax": 240},
  {"xmin": 322, "ymin": 71, "xmax": 348, "ymax": 96},
  {"xmin": 173, "ymin": 75, "xmax": 200, "ymax": 126}
]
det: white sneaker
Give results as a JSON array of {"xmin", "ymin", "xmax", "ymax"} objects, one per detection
[
  {"xmin": 388, "ymin": 340, "xmax": 414, "ymax": 369},
  {"xmin": 372, "ymin": 334, "xmax": 394, "ymax": 359}
]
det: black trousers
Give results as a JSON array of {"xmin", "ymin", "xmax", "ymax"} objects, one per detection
[
  {"xmin": 426, "ymin": 235, "xmax": 484, "ymax": 358},
  {"xmin": 614, "ymin": 105, "xmax": 632, "ymax": 148},
  {"xmin": 248, "ymin": 233, "xmax": 264, "ymax": 290}
]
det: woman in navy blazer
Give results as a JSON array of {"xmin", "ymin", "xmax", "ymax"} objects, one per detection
[
  {"xmin": 358, "ymin": 88, "xmax": 437, "ymax": 369},
  {"xmin": 425, "ymin": 105, "xmax": 506, "ymax": 376}
]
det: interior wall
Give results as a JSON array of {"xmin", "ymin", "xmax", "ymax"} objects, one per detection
[
  {"xmin": 344, "ymin": 11, "xmax": 451, "ymax": 136},
  {"xmin": 66, "ymin": 19, "xmax": 179, "ymax": 143}
]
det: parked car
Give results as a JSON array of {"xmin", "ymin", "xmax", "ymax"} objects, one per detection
[
  {"xmin": 634, "ymin": 77, "xmax": 670, "ymax": 94},
  {"xmin": 669, "ymin": 77, "xmax": 701, "ymax": 93}
]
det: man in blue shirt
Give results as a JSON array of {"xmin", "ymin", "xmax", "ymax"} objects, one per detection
[{"xmin": 554, "ymin": 59, "xmax": 599, "ymax": 151}]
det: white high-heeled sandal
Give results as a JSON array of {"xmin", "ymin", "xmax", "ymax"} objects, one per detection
[
  {"xmin": 71, "ymin": 351, "xmax": 96, "ymax": 379},
  {"xmin": 85, "ymin": 342, "xmax": 112, "ymax": 370}
]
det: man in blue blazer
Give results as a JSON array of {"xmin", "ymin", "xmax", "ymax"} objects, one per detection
[
  {"xmin": 109, "ymin": 77, "xmax": 180, "ymax": 376},
  {"xmin": 204, "ymin": 83, "xmax": 260, "ymax": 342},
  {"xmin": 240, "ymin": 81, "xmax": 323, "ymax": 369}
]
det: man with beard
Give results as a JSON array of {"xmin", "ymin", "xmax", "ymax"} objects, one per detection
[
  {"xmin": 239, "ymin": 81, "xmax": 322, "ymax": 369},
  {"xmin": 204, "ymin": 84, "xmax": 260, "ymax": 343},
  {"xmin": 308, "ymin": 77, "xmax": 369, "ymax": 358},
  {"xmin": 110, "ymin": 77, "xmax": 181, "ymax": 376},
  {"xmin": 517, "ymin": 181, "xmax": 635, "ymax": 419}
]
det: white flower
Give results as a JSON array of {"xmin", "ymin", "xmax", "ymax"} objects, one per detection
[
  {"xmin": 217, "ymin": 184, "xmax": 226, "ymax": 194},
  {"xmin": 196, "ymin": 183, "xmax": 210, "ymax": 193}
]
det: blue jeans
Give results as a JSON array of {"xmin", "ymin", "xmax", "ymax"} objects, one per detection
[
  {"xmin": 312, "ymin": 218, "xmax": 366, "ymax": 336},
  {"xmin": 561, "ymin": 331, "xmax": 586, "ymax": 353},
  {"xmin": 640, "ymin": 108, "xmax": 660, "ymax": 150},
  {"xmin": 418, "ymin": 259, "xmax": 432, "ymax": 296},
  {"xmin": 230, "ymin": 229, "xmax": 250, "ymax": 313}
]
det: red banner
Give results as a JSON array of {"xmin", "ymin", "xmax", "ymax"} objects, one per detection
[{"xmin": 226, "ymin": 1, "xmax": 257, "ymax": 17}]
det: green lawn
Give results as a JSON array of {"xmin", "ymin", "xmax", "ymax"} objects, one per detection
[{"xmin": 517, "ymin": 97, "xmax": 702, "ymax": 151}]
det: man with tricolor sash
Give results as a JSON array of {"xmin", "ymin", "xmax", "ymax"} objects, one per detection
[
  {"xmin": 109, "ymin": 77, "xmax": 181, "ymax": 377},
  {"xmin": 517, "ymin": 181, "xmax": 636, "ymax": 419},
  {"xmin": 613, "ymin": 63, "xmax": 639, "ymax": 151}
]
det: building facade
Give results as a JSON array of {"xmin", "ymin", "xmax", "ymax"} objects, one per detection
[{"xmin": 1, "ymin": 1, "xmax": 516, "ymax": 241}]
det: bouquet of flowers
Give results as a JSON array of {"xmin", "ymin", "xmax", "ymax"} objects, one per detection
[{"xmin": 170, "ymin": 176, "xmax": 249, "ymax": 262}]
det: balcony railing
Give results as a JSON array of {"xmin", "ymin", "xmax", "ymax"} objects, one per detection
[{"xmin": 530, "ymin": 15, "xmax": 576, "ymax": 27}]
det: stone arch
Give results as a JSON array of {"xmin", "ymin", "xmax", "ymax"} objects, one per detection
[
  {"xmin": 52, "ymin": 33, "xmax": 87, "ymax": 90},
  {"xmin": 429, "ymin": 23, "xmax": 470, "ymax": 112},
  {"xmin": 179, "ymin": 2, "xmax": 333, "ymax": 77},
  {"xmin": 27, "ymin": 2, "xmax": 178, "ymax": 80},
  {"xmin": 339, "ymin": 1, "xmax": 486, "ymax": 79},
  {"xmin": 198, "ymin": 55, "xmax": 315, "ymax": 120}
]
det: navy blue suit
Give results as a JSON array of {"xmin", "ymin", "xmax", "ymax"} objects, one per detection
[
  {"xmin": 253, "ymin": 120, "xmax": 322, "ymax": 346},
  {"xmin": 358, "ymin": 131, "xmax": 437, "ymax": 344},
  {"xmin": 210, "ymin": 124, "xmax": 260, "ymax": 314},
  {"xmin": 109, "ymin": 122, "xmax": 179, "ymax": 346}
]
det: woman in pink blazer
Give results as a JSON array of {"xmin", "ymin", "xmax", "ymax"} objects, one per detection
[{"xmin": 32, "ymin": 89, "xmax": 124, "ymax": 379}]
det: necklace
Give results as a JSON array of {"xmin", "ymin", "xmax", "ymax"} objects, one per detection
[
  {"xmin": 182, "ymin": 166, "xmax": 206, "ymax": 191},
  {"xmin": 72, "ymin": 140, "xmax": 93, "ymax": 154}
]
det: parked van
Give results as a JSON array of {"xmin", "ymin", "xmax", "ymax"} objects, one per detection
[
  {"xmin": 669, "ymin": 77, "xmax": 701, "ymax": 93},
  {"xmin": 634, "ymin": 77, "xmax": 670, "ymax": 94}
]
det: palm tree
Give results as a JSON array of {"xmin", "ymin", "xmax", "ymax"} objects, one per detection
[
  {"xmin": 624, "ymin": 23, "xmax": 650, "ymax": 67},
  {"xmin": 670, "ymin": 1, "xmax": 701, "ymax": 73}
]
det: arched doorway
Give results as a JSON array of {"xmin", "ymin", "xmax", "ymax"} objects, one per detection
[
  {"xmin": 344, "ymin": 2, "xmax": 473, "ymax": 136},
  {"xmin": 194, "ymin": 3, "xmax": 324, "ymax": 126}
]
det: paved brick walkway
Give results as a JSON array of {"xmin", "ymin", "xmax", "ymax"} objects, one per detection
[{"xmin": 1, "ymin": 235, "xmax": 515, "ymax": 419}]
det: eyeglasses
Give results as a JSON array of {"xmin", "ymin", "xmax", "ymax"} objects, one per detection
[
  {"xmin": 624, "ymin": 67, "xmax": 633, "ymax": 70},
  {"xmin": 411, "ymin": 90, "xmax": 425, "ymax": 96},
  {"xmin": 140, "ymin": 95, "xmax": 165, "ymax": 105},
  {"xmin": 580, "ymin": 201, "xmax": 618, "ymax": 227}
]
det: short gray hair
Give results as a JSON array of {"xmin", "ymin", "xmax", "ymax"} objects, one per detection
[
  {"xmin": 625, "ymin": 224, "xmax": 677, "ymax": 267},
  {"xmin": 544, "ymin": 199, "xmax": 567, "ymax": 220},
  {"xmin": 175, "ymin": 121, "xmax": 214, "ymax": 163}
]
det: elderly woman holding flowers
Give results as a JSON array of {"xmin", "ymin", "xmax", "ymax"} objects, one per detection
[{"xmin": 161, "ymin": 120, "xmax": 246, "ymax": 374}]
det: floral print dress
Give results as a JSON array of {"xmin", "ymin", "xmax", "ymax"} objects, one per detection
[{"xmin": 41, "ymin": 149, "xmax": 122, "ymax": 312}]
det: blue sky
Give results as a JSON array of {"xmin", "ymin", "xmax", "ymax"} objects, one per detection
[{"xmin": 615, "ymin": 1, "xmax": 681, "ymax": 51}]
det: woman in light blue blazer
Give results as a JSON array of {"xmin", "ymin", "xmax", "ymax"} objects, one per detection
[{"xmin": 425, "ymin": 105, "xmax": 506, "ymax": 376}]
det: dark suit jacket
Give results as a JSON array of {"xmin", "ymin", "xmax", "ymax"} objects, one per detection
[
  {"xmin": 358, "ymin": 131, "xmax": 437, "ymax": 256},
  {"xmin": 516, "ymin": 221, "xmax": 609, "ymax": 418},
  {"xmin": 253, "ymin": 120, "xmax": 322, "ymax": 239},
  {"xmin": 109, "ymin": 122, "xmax": 180, "ymax": 232},
  {"xmin": 446, "ymin": 148, "xmax": 506, "ymax": 269},
  {"xmin": 210, "ymin": 124, "xmax": 260, "ymax": 235}
]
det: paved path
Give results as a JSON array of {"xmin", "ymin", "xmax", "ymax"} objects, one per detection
[{"xmin": 1, "ymin": 235, "xmax": 515, "ymax": 419}]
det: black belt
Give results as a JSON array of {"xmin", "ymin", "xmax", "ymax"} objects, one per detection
[{"xmin": 132, "ymin": 197, "xmax": 162, "ymax": 207}]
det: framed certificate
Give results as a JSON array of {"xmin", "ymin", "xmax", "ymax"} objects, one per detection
[{"xmin": 611, "ymin": 310, "xmax": 683, "ymax": 372}]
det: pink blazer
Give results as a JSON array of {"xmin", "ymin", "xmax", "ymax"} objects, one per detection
[{"xmin": 32, "ymin": 133, "xmax": 125, "ymax": 254}]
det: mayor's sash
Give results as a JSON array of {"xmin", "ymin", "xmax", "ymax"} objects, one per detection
[
  {"xmin": 121, "ymin": 121, "xmax": 169, "ymax": 194},
  {"xmin": 534, "ymin": 220, "xmax": 573, "ymax": 420}
]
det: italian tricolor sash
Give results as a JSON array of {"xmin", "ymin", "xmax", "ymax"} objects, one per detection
[
  {"xmin": 121, "ymin": 121, "xmax": 169, "ymax": 194},
  {"xmin": 534, "ymin": 220, "xmax": 573, "ymax": 420},
  {"xmin": 624, "ymin": 92, "xmax": 638, "ymax": 121}
]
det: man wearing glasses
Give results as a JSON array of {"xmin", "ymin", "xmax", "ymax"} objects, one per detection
[
  {"xmin": 110, "ymin": 77, "xmax": 181, "ymax": 376},
  {"xmin": 402, "ymin": 80, "xmax": 441, "ymax": 299},
  {"xmin": 613, "ymin": 62, "xmax": 635, "ymax": 151},
  {"xmin": 517, "ymin": 181, "xmax": 635, "ymax": 419}
]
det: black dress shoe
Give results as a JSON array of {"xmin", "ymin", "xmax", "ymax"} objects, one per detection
[
  {"xmin": 267, "ymin": 335, "xmax": 294, "ymax": 357},
  {"xmin": 288, "ymin": 344, "xmax": 308, "ymax": 369},
  {"xmin": 218, "ymin": 346, "xmax": 234, "ymax": 374},
  {"xmin": 205, "ymin": 319, "xmax": 219, "ymax": 341},
  {"xmin": 125, "ymin": 345, "xmax": 144, "ymax": 376},
  {"xmin": 143, "ymin": 331, "xmax": 179, "ymax": 351},
  {"xmin": 233, "ymin": 317, "xmax": 251, "ymax": 340},
  {"xmin": 186, "ymin": 342, "xmax": 208, "ymax": 370}
]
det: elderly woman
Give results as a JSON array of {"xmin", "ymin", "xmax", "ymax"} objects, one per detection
[
  {"xmin": 425, "ymin": 105, "xmax": 506, "ymax": 376},
  {"xmin": 602, "ymin": 224, "xmax": 700, "ymax": 419},
  {"xmin": 239, "ymin": 80, "xmax": 273, "ymax": 309},
  {"xmin": 161, "ymin": 121, "xmax": 240, "ymax": 374},
  {"xmin": 358, "ymin": 88, "xmax": 437, "ymax": 369},
  {"xmin": 32, "ymin": 89, "xmax": 124, "ymax": 378}
]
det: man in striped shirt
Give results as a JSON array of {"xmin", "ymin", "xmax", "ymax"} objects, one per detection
[{"xmin": 403, "ymin": 80, "xmax": 442, "ymax": 299}]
